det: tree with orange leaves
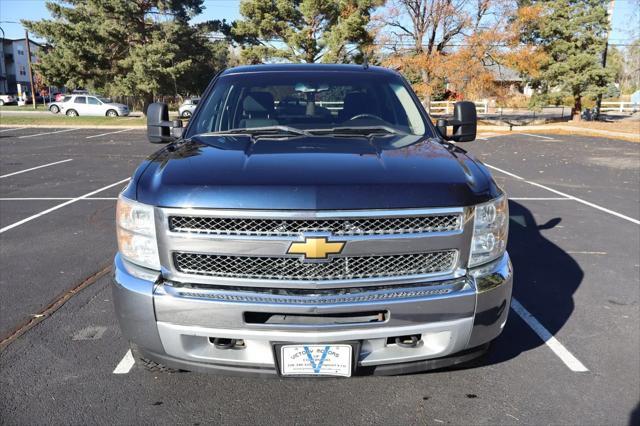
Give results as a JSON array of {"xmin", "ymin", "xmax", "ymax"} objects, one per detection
[{"xmin": 376, "ymin": 0, "xmax": 546, "ymax": 106}]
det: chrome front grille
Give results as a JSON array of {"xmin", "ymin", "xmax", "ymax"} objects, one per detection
[
  {"xmin": 168, "ymin": 214, "xmax": 461, "ymax": 236},
  {"xmin": 173, "ymin": 250, "xmax": 457, "ymax": 281}
]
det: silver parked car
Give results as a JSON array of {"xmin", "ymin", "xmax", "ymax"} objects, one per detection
[
  {"xmin": 178, "ymin": 97, "xmax": 199, "ymax": 118},
  {"xmin": 59, "ymin": 94, "xmax": 130, "ymax": 117}
]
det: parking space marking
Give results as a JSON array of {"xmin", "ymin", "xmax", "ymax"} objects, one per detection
[
  {"xmin": 511, "ymin": 298, "xmax": 589, "ymax": 372},
  {"xmin": 0, "ymin": 127, "xmax": 24, "ymax": 133},
  {"xmin": 519, "ymin": 133, "xmax": 557, "ymax": 140},
  {"xmin": 0, "ymin": 159, "xmax": 73, "ymax": 179},
  {"xmin": 17, "ymin": 128, "xmax": 80, "ymax": 139},
  {"xmin": 509, "ymin": 197, "xmax": 571, "ymax": 201},
  {"xmin": 0, "ymin": 178, "xmax": 130, "ymax": 234},
  {"xmin": 86, "ymin": 128, "xmax": 135, "ymax": 139},
  {"xmin": 486, "ymin": 164, "xmax": 640, "ymax": 225},
  {"xmin": 113, "ymin": 349, "xmax": 135, "ymax": 374}
]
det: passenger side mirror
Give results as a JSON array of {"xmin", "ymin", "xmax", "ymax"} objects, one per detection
[
  {"xmin": 147, "ymin": 102, "xmax": 183, "ymax": 143},
  {"xmin": 436, "ymin": 101, "xmax": 477, "ymax": 142}
]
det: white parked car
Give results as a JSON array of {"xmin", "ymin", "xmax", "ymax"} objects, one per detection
[
  {"xmin": 178, "ymin": 97, "xmax": 199, "ymax": 118},
  {"xmin": 59, "ymin": 95, "xmax": 130, "ymax": 117},
  {"xmin": 0, "ymin": 94, "xmax": 17, "ymax": 106},
  {"xmin": 49, "ymin": 95, "xmax": 72, "ymax": 114}
]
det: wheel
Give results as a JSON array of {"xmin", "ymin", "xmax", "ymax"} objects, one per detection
[
  {"xmin": 106, "ymin": 109, "xmax": 118, "ymax": 117},
  {"xmin": 181, "ymin": 110, "xmax": 192, "ymax": 118},
  {"xmin": 50, "ymin": 105, "xmax": 60, "ymax": 114},
  {"xmin": 0, "ymin": 100, "xmax": 4, "ymax": 106},
  {"xmin": 65, "ymin": 109, "xmax": 78, "ymax": 117},
  {"xmin": 130, "ymin": 344, "xmax": 183, "ymax": 373}
]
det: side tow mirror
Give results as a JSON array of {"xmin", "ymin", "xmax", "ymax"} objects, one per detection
[
  {"xmin": 436, "ymin": 101, "xmax": 477, "ymax": 142},
  {"xmin": 147, "ymin": 102, "xmax": 183, "ymax": 143}
]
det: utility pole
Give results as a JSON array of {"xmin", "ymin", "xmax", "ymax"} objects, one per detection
[
  {"xmin": 24, "ymin": 30, "xmax": 37, "ymax": 109},
  {"xmin": 596, "ymin": 0, "xmax": 616, "ymax": 119}
]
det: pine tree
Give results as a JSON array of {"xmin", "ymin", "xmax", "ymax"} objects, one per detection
[
  {"xmin": 524, "ymin": 0, "xmax": 613, "ymax": 118},
  {"xmin": 23, "ymin": 0, "xmax": 229, "ymax": 111},
  {"xmin": 232, "ymin": 0, "xmax": 383, "ymax": 63}
]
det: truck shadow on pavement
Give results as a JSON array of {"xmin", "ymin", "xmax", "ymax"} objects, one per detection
[{"xmin": 482, "ymin": 200, "xmax": 584, "ymax": 366}]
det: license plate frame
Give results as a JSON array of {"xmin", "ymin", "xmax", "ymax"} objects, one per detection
[{"xmin": 272, "ymin": 341, "xmax": 360, "ymax": 377}]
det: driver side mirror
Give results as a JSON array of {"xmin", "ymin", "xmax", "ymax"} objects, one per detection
[
  {"xmin": 147, "ymin": 102, "xmax": 183, "ymax": 143},
  {"xmin": 436, "ymin": 101, "xmax": 477, "ymax": 142}
]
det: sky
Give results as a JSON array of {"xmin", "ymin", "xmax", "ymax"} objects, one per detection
[{"xmin": 0, "ymin": 0, "xmax": 638, "ymax": 47}]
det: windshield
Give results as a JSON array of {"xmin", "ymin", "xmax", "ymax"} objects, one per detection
[{"xmin": 186, "ymin": 71, "xmax": 431, "ymax": 138}]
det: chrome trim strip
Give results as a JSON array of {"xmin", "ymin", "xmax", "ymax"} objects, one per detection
[
  {"xmin": 161, "ymin": 278, "xmax": 468, "ymax": 305},
  {"xmin": 159, "ymin": 206, "xmax": 466, "ymax": 220}
]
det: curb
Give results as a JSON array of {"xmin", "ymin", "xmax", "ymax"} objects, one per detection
[
  {"xmin": 0, "ymin": 124, "xmax": 147, "ymax": 129},
  {"xmin": 477, "ymin": 124, "xmax": 639, "ymax": 142}
]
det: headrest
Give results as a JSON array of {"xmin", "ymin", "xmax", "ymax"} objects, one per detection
[
  {"xmin": 343, "ymin": 92, "xmax": 371, "ymax": 107},
  {"xmin": 243, "ymin": 92, "xmax": 275, "ymax": 114}
]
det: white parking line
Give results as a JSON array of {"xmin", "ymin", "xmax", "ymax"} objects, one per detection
[
  {"xmin": 0, "ymin": 127, "xmax": 23, "ymax": 133},
  {"xmin": 485, "ymin": 164, "xmax": 525, "ymax": 180},
  {"xmin": 0, "ymin": 197, "xmax": 117, "ymax": 200},
  {"xmin": 520, "ymin": 133, "xmax": 556, "ymax": 140},
  {"xmin": 0, "ymin": 178, "xmax": 130, "ymax": 234},
  {"xmin": 113, "ymin": 349, "xmax": 135, "ymax": 374},
  {"xmin": 0, "ymin": 159, "xmax": 73, "ymax": 179},
  {"xmin": 86, "ymin": 128, "xmax": 135, "ymax": 139},
  {"xmin": 509, "ymin": 197, "xmax": 571, "ymax": 201},
  {"xmin": 486, "ymin": 164, "xmax": 640, "ymax": 225},
  {"xmin": 511, "ymin": 298, "xmax": 588, "ymax": 372},
  {"xmin": 18, "ymin": 128, "xmax": 80, "ymax": 139}
]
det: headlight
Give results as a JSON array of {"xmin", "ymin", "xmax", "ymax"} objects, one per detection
[
  {"xmin": 469, "ymin": 195, "xmax": 508, "ymax": 267},
  {"xmin": 116, "ymin": 195, "xmax": 160, "ymax": 270}
]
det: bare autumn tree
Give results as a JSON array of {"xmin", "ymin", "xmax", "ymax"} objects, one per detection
[{"xmin": 377, "ymin": 0, "xmax": 545, "ymax": 105}]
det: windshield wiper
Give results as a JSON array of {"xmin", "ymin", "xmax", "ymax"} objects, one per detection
[
  {"xmin": 196, "ymin": 125, "xmax": 310, "ymax": 140},
  {"xmin": 307, "ymin": 125, "xmax": 403, "ymax": 137}
]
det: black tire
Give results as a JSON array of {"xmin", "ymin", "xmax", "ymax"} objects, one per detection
[
  {"xmin": 130, "ymin": 344, "xmax": 182, "ymax": 373},
  {"xmin": 181, "ymin": 110, "xmax": 192, "ymax": 118},
  {"xmin": 106, "ymin": 109, "xmax": 118, "ymax": 117},
  {"xmin": 50, "ymin": 105, "xmax": 60, "ymax": 114},
  {"xmin": 0, "ymin": 100, "xmax": 5, "ymax": 106},
  {"xmin": 65, "ymin": 109, "xmax": 78, "ymax": 117}
]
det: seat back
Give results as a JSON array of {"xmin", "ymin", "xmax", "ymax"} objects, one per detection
[{"xmin": 239, "ymin": 92, "xmax": 278, "ymax": 128}]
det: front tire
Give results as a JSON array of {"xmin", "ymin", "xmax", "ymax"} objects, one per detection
[
  {"xmin": 50, "ymin": 105, "xmax": 60, "ymax": 114},
  {"xmin": 106, "ymin": 109, "xmax": 118, "ymax": 117},
  {"xmin": 0, "ymin": 100, "xmax": 5, "ymax": 106},
  {"xmin": 181, "ymin": 110, "xmax": 192, "ymax": 118},
  {"xmin": 65, "ymin": 109, "xmax": 78, "ymax": 117}
]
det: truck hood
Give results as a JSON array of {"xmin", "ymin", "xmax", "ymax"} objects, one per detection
[{"xmin": 133, "ymin": 134, "xmax": 499, "ymax": 209}]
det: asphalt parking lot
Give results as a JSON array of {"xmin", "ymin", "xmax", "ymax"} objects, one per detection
[{"xmin": 0, "ymin": 126, "xmax": 638, "ymax": 425}]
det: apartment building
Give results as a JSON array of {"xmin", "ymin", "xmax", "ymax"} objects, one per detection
[{"xmin": 0, "ymin": 38, "xmax": 41, "ymax": 94}]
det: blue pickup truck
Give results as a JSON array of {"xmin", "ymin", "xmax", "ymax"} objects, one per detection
[{"xmin": 113, "ymin": 64, "xmax": 512, "ymax": 377}]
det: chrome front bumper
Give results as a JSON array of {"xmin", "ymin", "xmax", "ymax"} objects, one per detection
[{"xmin": 112, "ymin": 253, "xmax": 512, "ymax": 375}]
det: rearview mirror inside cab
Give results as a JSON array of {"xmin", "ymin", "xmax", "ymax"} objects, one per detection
[
  {"xmin": 147, "ymin": 102, "xmax": 183, "ymax": 143},
  {"xmin": 436, "ymin": 101, "xmax": 478, "ymax": 142}
]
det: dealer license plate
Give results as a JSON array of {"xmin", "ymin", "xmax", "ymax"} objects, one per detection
[{"xmin": 280, "ymin": 344, "xmax": 352, "ymax": 377}]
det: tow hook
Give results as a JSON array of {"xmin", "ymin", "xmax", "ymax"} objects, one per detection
[
  {"xmin": 395, "ymin": 335, "xmax": 421, "ymax": 348},
  {"xmin": 212, "ymin": 338, "xmax": 237, "ymax": 349}
]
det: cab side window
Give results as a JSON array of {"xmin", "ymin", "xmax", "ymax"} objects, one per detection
[{"xmin": 74, "ymin": 96, "xmax": 86, "ymax": 104}]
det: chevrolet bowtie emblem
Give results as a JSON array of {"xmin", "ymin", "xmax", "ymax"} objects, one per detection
[{"xmin": 288, "ymin": 237, "xmax": 345, "ymax": 260}]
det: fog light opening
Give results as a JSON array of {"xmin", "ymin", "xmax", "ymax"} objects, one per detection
[
  {"xmin": 387, "ymin": 335, "xmax": 421, "ymax": 348},
  {"xmin": 209, "ymin": 337, "xmax": 245, "ymax": 349}
]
